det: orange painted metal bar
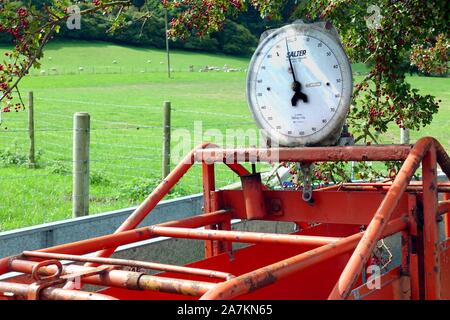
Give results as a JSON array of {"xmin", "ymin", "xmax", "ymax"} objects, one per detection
[
  {"xmin": 21, "ymin": 251, "xmax": 235, "ymax": 280},
  {"xmin": 90, "ymin": 143, "xmax": 251, "ymax": 261},
  {"xmin": 444, "ymin": 194, "xmax": 450, "ymax": 239},
  {"xmin": 341, "ymin": 182, "xmax": 450, "ymax": 187},
  {"xmin": 406, "ymin": 196, "xmax": 421, "ymax": 300},
  {"xmin": 316, "ymin": 184, "xmax": 342, "ymax": 191},
  {"xmin": 435, "ymin": 139, "xmax": 450, "ymax": 178},
  {"xmin": 0, "ymin": 211, "xmax": 231, "ymax": 276},
  {"xmin": 145, "ymin": 226, "xmax": 341, "ymax": 246},
  {"xmin": 328, "ymin": 137, "xmax": 450, "ymax": 300},
  {"xmin": 315, "ymin": 182, "xmax": 450, "ymax": 193},
  {"xmin": 202, "ymin": 162, "xmax": 216, "ymax": 258},
  {"xmin": 327, "ymin": 137, "xmax": 433, "ymax": 300},
  {"xmin": 200, "ymin": 218, "xmax": 407, "ymax": 300},
  {"xmin": 41, "ymin": 210, "xmax": 230, "ymax": 254},
  {"xmin": 437, "ymin": 201, "xmax": 450, "ymax": 215},
  {"xmin": 8, "ymin": 260, "xmax": 217, "ymax": 296},
  {"xmin": 0, "ymin": 281, "xmax": 117, "ymax": 300},
  {"xmin": 421, "ymin": 144, "xmax": 440, "ymax": 299},
  {"xmin": 89, "ymin": 143, "xmax": 210, "ymax": 261},
  {"xmin": 218, "ymin": 218, "xmax": 233, "ymax": 254},
  {"xmin": 340, "ymin": 185, "xmax": 450, "ymax": 192},
  {"xmin": 195, "ymin": 145, "xmax": 412, "ymax": 163}
]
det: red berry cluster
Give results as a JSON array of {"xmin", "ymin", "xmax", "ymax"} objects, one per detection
[
  {"xmin": 368, "ymin": 106, "xmax": 384, "ymax": 123},
  {"xmin": 0, "ymin": 7, "xmax": 29, "ymax": 38},
  {"xmin": 313, "ymin": 169, "xmax": 329, "ymax": 183},
  {"xmin": 230, "ymin": 0, "xmax": 243, "ymax": 10},
  {"xmin": 0, "ymin": 6, "xmax": 32, "ymax": 109},
  {"xmin": 1, "ymin": 103, "xmax": 22, "ymax": 113},
  {"xmin": 410, "ymin": 34, "xmax": 448, "ymax": 76}
]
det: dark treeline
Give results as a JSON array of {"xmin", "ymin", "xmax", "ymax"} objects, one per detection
[{"xmin": 0, "ymin": 1, "xmax": 296, "ymax": 56}]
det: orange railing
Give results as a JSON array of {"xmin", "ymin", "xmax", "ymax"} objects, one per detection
[{"xmin": 0, "ymin": 137, "xmax": 449, "ymax": 300}]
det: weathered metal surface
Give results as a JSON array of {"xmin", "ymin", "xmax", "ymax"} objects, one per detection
[
  {"xmin": 194, "ymin": 145, "xmax": 413, "ymax": 163},
  {"xmin": 328, "ymin": 137, "xmax": 434, "ymax": 299},
  {"xmin": 8, "ymin": 259, "xmax": 217, "ymax": 297},
  {"xmin": 422, "ymin": 145, "xmax": 441, "ymax": 299},
  {"xmin": 145, "ymin": 226, "xmax": 341, "ymax": 247},
  {"xmin": 347, "ymin": 267, "xmax": 410, "ymax": 300},
  {"xmin": 22, "ymin": 251, "xmax": 234, "ymax": 280},
  {"xmin": 200, "ymin": 218, "xmax": 406, "ymax": 300},
  {"xmin": 439, "ymin": 239, "xmax": 450, "ymax": 299},
  {"xmin": 219, "ymin": 190, "xmax": 410, "ymax": 225},
  {"xmin": 240, "ymin": 173, "xmax": 267, "ymax": 220},
  {"xmin": 0, "ymin": 281, "xmax": 117, "ymax": 300},
  {"xmin": 445, "ymin": 193, "xmax": 450, "ymax": 239},
  {"xmin": 202, "ymin": 162, "xmax": 216, "ymax": 259},
  {"xmin": 0, "ymin": 137, "xmax": 449, "ymax": 300},
  {"xmin": 0, "ymin": 211, "xmax": 231, "ymax": 275}
]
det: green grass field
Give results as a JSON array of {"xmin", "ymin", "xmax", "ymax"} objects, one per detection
[{"xmin": 0, "ymin": 41, "xmax": 448, "ymax": 231}]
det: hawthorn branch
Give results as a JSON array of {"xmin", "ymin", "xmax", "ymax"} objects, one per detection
[
  {"xmin": 0, "ymin": 0, "xmax": 136, "ymax": 105},
  {"xmin": 0, "ymin": 24, "xmax": 56, "ymax": 103}
]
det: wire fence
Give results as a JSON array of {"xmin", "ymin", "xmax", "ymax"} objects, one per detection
[
  {"xmin": 27, "ymin": 65, "xmax": 248, "ymax": 77},
  {"xmin": 2, "ymin": 87, "xmax": 443, "ymax": 231},
  {"xmin": 0, "ymin": 94, "xmax": 266, "ymax": 231},
  {"xmin": 25, "ymin": 65, "xmax": 375, "ymax": 77}
]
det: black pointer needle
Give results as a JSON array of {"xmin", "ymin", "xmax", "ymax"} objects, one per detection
[{"xmin": 285, "ymin": 39, "xmax": 308, "ymax": 106}]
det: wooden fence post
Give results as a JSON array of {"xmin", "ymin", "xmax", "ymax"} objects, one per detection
[
  {"xmin": 28, "ymin": 91, "xmax": 36, "ymax": 168},
  {"xmin": 162, "ymin": 101, "xmax": 171, "ymax": 179},
  {"xmin": 73, "ymin": 112, "xmax": 90, "ymax": 218},
  {"xmin": 400, "ymin": 128, "xmax": 410, "ymax": 144}
]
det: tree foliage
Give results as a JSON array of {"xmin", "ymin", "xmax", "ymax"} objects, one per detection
[
  {"xmin": 51, "ymin": 2, "xmax": 260, "ymax": 55},
  {"xmin": 0, "ymin": 1, "xmax": 448, "ymax": 172}
]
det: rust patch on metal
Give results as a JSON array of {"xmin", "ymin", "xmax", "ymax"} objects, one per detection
[{"xmin": 243, "ymin": 271, "xmax": 277, "ymax": 293}]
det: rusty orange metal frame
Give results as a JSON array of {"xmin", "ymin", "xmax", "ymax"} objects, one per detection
[{"xmin": 0, "ymin": 137, "xmax": 449, "ymax": 300}]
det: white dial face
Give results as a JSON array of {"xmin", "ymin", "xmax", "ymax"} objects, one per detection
[{"xmin": 247, "ymin": 23, "xmax": 352, "ymax": 146}]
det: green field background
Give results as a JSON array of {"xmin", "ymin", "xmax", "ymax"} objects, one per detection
[{"xmin": 0, "ymin": 41, "xmax": 448, "ymax": 231}]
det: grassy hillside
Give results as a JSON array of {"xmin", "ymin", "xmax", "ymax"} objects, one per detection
[
  {"xmin": 0, "ymin": 40, "xmax": 250, "ymax": 75},
  {"xmin": 0, "ymin": 41, "xmax": 448, "ymax": 231}
]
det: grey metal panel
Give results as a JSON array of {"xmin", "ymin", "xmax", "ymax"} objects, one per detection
[{"xmin": 0, "ymin": 194, "xmax": 203, "ymax": 258}]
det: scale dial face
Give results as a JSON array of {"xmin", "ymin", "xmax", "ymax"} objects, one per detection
[{"xmin": 247, "ymin": 22, "xmax": 353, "ymax": 147}]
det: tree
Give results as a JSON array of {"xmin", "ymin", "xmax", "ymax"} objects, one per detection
[{"xmin": 0, "ymin": 1, "xmax": 448, "ymax": 181}]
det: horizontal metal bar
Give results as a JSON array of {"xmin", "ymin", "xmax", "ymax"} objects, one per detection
[
  {"xmin": 0, "ymin": 281, "xmax": 117, "ymax": 300},
  {"xmin": 200, "ymin": 217, "xmax": 407, "ymax": 300},
  {"xmin": 194, "ymin": 145, "xmax": 412, "ymax": 163},
  {"xmin": 0, "ymin": 193, "xmax": 203, "ymax": 259},
  {"xmin": 22, "ymin": 251, "xmax": 234, "ymax": 280},
  {"xmin": 8, "ymin": 260, "xmax": 217, "ymax": 297},
  {"xmin": 342, "ymin": 182, "xmax": 450, "ymax": 187},
  {"xmin": 329, "ymin": 137, "xmax": 434, "ymax": 300},
  {"xmin": 0, "ymin": 210, "xmax": 231, "ymax": 275},
  {"xmin": 146, "ymin": 226, "xmax": 341, "ymax": 246},
  {"xmin": 220, "ymin": 190, "xmax": 409, "ymax": 225},
  {"xmin": 438, "ymin": 201, "xmax": 450, "ymax": 216},
  {"xmin": 93, "ymin": 142, "xmax": 249, "ymax": 261},
  {"xmin": 339, "ymin": 185, "xmax": 450, "ymax": 192}
]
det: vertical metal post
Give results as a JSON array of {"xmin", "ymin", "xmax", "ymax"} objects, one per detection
[
  {"xmin": 164, "ymin": 8, "xmax": 171, "ymax": 79},
  {"xmin": 406, "ymin": 196, "xmax": 421, "ymax": 300},
  {"xmin": 162, "ymin": 101, "xmax": 171, "ymax": 179},
  {"xmin": 202, "ymin": 162, "xmax": 215, "ymax": 258},
  {"xmin": 73, "ymin": 112, "xmax": 90, "ymax": 218},
  {"xmin": 421, "ymin": 145, "xmax": 440, "ymax": 299},
  {"xmin": 400, "ymin": 128, "xmax": 410, "ymax": 144},
  {"xmin": 218, "ymin": 212, "xmax": 232, "ymax": 255},
  {"xmin": 444, "ymin": 193, "xmax": 450, "ymax": 239},
  {"xmin": 28, "ymin": 91, "xmax": 36, "ymax": 168}
]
